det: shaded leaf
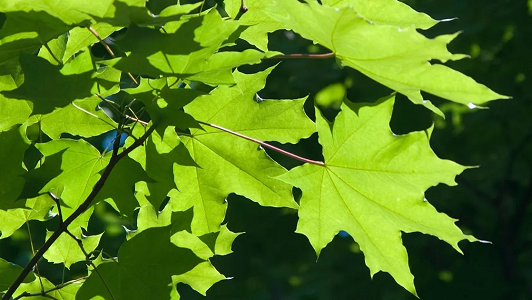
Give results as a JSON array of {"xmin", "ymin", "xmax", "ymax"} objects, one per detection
[
  {"xmin": 106, "ymin": 10, "xmax": 270, "ymax": 82},
  {"xmin": 0, "ymin": 258, "xmax": 35, "ymax": 293},
  {"xmin": 2, "ymin": 51, "xmax": 100, "ymax": 115},
  {"xmin": 77, "ymin": 226, "xmax": 204, "ymax": 300},
  {"xmin": 0, "ymin": 127, "xmax": 29, "ymax": 206},
  {"xmin": 96, "ymin": 155, "xmax": 152, "ymax": 220},
  {"xmin": 21, "ymin": 139, "xmax": 109, "ymax": 216},
  {"xmin": 128, "ymin": 125, "xmax": 197, "ymax": 210}
]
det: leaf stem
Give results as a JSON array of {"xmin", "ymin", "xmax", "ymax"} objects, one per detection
[
  {"xmin": 197, "ymin": 121, "xmax": 324, "ymax": 166},
  {"xmin": 2, "ymin": 126, "xmax": 156, "ymax": 300},
  {"xmin": 87, "ymin": 27, "xmax": 139, "ymax": 86},
  {"xmin": 266, "ymin": 52, "xmax": 335, "ymax": 60}
]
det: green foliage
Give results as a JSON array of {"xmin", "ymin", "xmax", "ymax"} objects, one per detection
[{"xmin": 0, "ymin": 0, "xmax": 507, "ymax": 299}]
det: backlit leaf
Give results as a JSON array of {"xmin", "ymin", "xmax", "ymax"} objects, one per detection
[
  {"xmin": 169, "ymin": 67, "xmax": 315, "ymax": 234},
  {"xmin": 265, "ymin": 1, "xmax": 508, "ymax": 114},
  {"xmin": 278, "ymin": 95, "xmax": 475, "ymax": 294}
]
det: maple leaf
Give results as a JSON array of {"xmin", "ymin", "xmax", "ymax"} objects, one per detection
[
  {"xmin": 77, "ymin": 226, "xmax": 204, "ymax": 300},
  {"xmin": 264, "ymin": 1, "xmax": 508, "ymax": 115},
  {"xmin": 277, "ymin": 95, "xmax": 475, "ymax": 294},
  {"xmin": 322, "ymin": 0, "xmax": 438, "ymax": 29},
  {"xmin": 226, "ymin": 0, "xmax": 287, "ymax": 51},
  {"xmin": 105, "ymin": 10, "xmax": 272, "ymax": 83},
  {"xmin": 0, "ymin": 258, "xmax": 35, "ymax": 293},
  {"xmin": 169, "ymin": 67, "xmax": 315, "ymax": 234},
  {"xmin": 21, "ymin": 139, "xmax": 109, "ymax": 217},
  {"xmin": 43, "ymin": 229, "xmax": 102, "ymax": 269},
  {"xmin": 0, "ymin": 127, "xmax": 29, "ymax": 207},
  {"xmin": 0, "ymin": 195, "xmax": 55, "ymax": 239},
  {"xmin": 2, "ymin": 51, "xmax": 116, "ymax": 116},
  {"xmin": 128, "ymin": 126, "xmax": 198, "ymax": 211}
]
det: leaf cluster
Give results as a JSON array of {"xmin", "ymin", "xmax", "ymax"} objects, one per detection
[{"xmin": 0, "ymin": 0, "xmax": 507, "ymax": 299}]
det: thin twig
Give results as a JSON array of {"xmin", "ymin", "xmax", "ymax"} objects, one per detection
[
  {"xmin": 87, "ymin": 27, "xmax": 139, "ymax": 86},
  {"xmin": 198, "ymin": 0, "xmax": 206, "ymax": 15},
  {"xmin": 197, "ymin": 121, "xmax": 325, "ymax": 166},
  {"xmin": 266, "ymin": 52, "xmax": 335, "ymax": 60},
  {"xmin": 125, "ymin": 114, "xmax": 149, "ymax": 126}
]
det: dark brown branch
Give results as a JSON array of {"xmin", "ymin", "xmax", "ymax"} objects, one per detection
[
  {"xmin": 2, "ymin": 126, "xmax": 155, "ymax": 300},
  {"xmin": 197, "ymin": 121, "xmax": 325, "ymax": 166}
]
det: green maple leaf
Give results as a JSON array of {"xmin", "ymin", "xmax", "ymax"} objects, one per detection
[
  {"xmin": 264, "ymin": 1, "xmax": 508, "ymax": 115},
  {"xmin": 2, "ymin": 50, "xmax": 114, "ymax": 115},
  {"xmin": 0, "ymin": 195, "xmax": 55, "ymax": 239},
  {"xmin": 0, "ymin": 0, "xmax": 199, "ymax": 65},
  {"xmin": 134, "ymin": 204, "xmax": 240, "ymax": 257},
  {"xmin": 40, "ymin": 95, "xmax": 118, "ymax": 140},
  {"xmin": 169, "ymin": 67, "xmax": 315, "ymax": 234},
  {"xmin": 0, "ymin": 58, "xmax": 24, "ymax": 91},
  {"xmin": 132, "ymin": 205, "xmax": 233, "ymax": 296},
  {"xmin": 0, "ymin": 127, "xmax": 29, "ymax": 207},
  {"xmin": 38, "ymin": 33, "xmax": 68, "ymax": 65},
  {"xmin": 43, "ymin": 230, "xmax": 102, "ymax": 269},
  {"xmin": 0, "ymin": 258, "xmax": 35, "ymax": 294},
  {"xmin": 129, "ymin": 126, "xmax": 198, "ymax": 210},
  {"xmin": 123, "ymin": 77, "xmax": 202, "ymax": 133},
  {"xmin": 12, "ymin": 276, "xmax": 79, "ymax": 300},
  {"xmin": 63, "ymin": 23, "xmax": 122, "ymax": 63},
  {"xmin": 95, "ymin": 155, "xmax": 152, "ymax": 220},
  {"xmin": 225, "ymin": 0, "xmax": 287, "ymax": 51},
  {"xmin": 0, "ymin": 9, "xmax": 70, "ymax": 65},
  {"xmin": 105, "ymin": 10, "xmax": 271, "ymax": 82},
  {"xmin": 21, "ymin": 139, "xmax": 109, "ymax": 216},
  {"xmin": 172, "ymin": 261, "xmax": 226, "ymax": 297},
  {"xmin": 277, "ymin": 95, "xmax": 475, "ymax": 294},
  {"xmin": 0, "ymin": 95, "xmax": 31, "ymax": 131},
  {"xmin": 322, "ymin": 0, "xmax": 438, "ymax": 29},
  {"xmin": 77, "ymin": 226, "xmax": 204, "ymax": 300},
  {"xmin": 38, "ymin": 65, "xmax": 121, "ymax": 139}
]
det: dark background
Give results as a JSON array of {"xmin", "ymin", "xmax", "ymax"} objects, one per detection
[{"xmin": 2, "ymin": 0, "xmax": 531, "ymax": 299}]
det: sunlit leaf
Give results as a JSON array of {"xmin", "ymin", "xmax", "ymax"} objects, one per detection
[{"xmin": 278, "ymin": 95, "xmax": 475, "ymax": 294}]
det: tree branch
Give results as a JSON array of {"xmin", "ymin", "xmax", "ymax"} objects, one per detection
[
  {"xmin": 196, "ymin": 121, "xmax": 324, "ymax": 166},
  {"xmin": 2, "ymin": 126, "xmax": 156, "ymax": 300}
]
